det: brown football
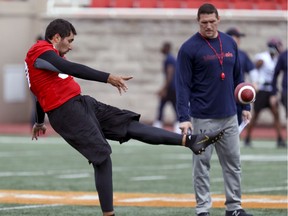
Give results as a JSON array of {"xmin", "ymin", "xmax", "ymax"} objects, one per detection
[{"xmin": 234, "ymin": 82, "xmax": 256, "ymax": 104}]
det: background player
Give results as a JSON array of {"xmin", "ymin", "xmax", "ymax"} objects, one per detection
[
  {"xmin": 153, "ymin": 42, "xmax": 180, "ymax": 133},
  {"xmin": 245, "ymin": 38, "xmax": 286, "ymax": 148}
]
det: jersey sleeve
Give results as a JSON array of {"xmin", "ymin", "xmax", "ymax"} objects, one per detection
[{"xmin": 35, "ymin": 51, "xmax": 110, "ymax": 83}]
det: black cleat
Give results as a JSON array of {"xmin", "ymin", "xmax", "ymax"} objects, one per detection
[
  {"xmin": 244, "ymin": 136, "xmax": 252, "ymax": 147},
  {"xmin": 197, "ymin": 212, "xmax": 210, "ymax": 216},
  {"xmin": 277, "ymin": 138, "xmax": 287, "ymax": 148},
  {"xmin": 225, "ymin": 209, "xmax": 253, "ymax": 216},
  {"xmin": 185, "ymin": 129, "xmax": 225, "ymax": 155}
]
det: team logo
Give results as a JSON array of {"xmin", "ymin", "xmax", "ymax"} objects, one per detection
[
  {"xmin": 58, "ymin": 73, "xmax": 69, "ymax": 79},
  {"xmin": 197, "ymin": 135, "xmax": 210, "ymax": 144}
]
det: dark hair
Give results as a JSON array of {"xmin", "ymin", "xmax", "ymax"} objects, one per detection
[
  {"xmin": 45, "ymin": 19, "xmax": 77, "ymax": 40},
  {"xmin": 161, "ymin": 42, "xmax": 171, "ymax": 54},
  {"xmin": 163, "ymin": 42, "xmax": 171, "ymax": 50},
  {"xmin": 197, "ymin": 3, "xmax": 219, "ymax": 20},
  {"xmin": 267, "ymin": 37, "xmax": 283, "ymax": 53}
]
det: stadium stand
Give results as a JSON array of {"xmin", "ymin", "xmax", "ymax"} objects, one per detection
[
  {"xmin": 90, "ymin": 0, "xmax": 111, "ymax": 7},
  {"xmin": 113, "ymin": 0, "xmax": 135, "ymax": 7},
  {"xmin": 88, "ymin": 0, "xmax": 287, "ymax": 10},
  {"xmin": 231, "ymin": 0, "xmax": 256, "ymax": 9},
  {"xmin": 255, "ymin": 0, "xmax": 279, "ymax": 10},
  {"xmin": 160, "ymin": 0, "xmax": 184, "ymax": 8},
  {"xmin": 136, "ymin": 0, "xmax": 159, "ymax": 8},
  {"xmin": 276, "ymin": 0, "xmax": 287, "ymax": 10},
  {"xmin": 186, "ymin": 0, "xmax": 231, "ymax": 9}
]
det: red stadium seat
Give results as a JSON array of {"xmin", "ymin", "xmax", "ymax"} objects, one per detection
[
  {"xmin": 160, "ymin": 0, "xmax": 183, "ymax": 8},
  {"xmin": 209, "ymin": 0, "xmax": 230, "ymax": 9},
  {"xmin": 281, "ymin": 1, "xmax": 287, "ymax": 10},
  {"xmin": 185, "ymin": 0, "xmax": 230, "ymax": 9},
  {"xmin": 113, "ymin": 0, "xmax": 135, "ymax": 7},
  {"xmin": 136, "ymin": 0, "xmax": 159, "ymax": 8},
  {"xmin": 274, "ymin": 0, "xmax": 287, "ymax": 10},
  {"xmin": 185, "ymin": 0, "xmax": 210, "ymax": 9},
  {"xmin": 90, "ymin": 0, "xmax": 111, "ymax": 7},
  {"xmin": 255, "ymin": 0, "xmax": 278, "ymax": 10},
  {"xmin": 231, "ymin": 0, "xmax": 255, "ymax": 9}
]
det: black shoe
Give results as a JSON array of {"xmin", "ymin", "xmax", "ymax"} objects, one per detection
[
  {"xmin": 185, "ymin": 129, "xmax": 225, "ymax": 155},
  {"xmin": 244, "ymin": 136, "xmax": 251, "ymax": 147},
  {"xmin": 197, "ymin": 212, "xmax": 210, "ymax": 216},
  {"xmin": 277, "ymin": 138, "xmax": 287, "ymax": 148},
  {"xmin": 225, "ymin": 209, "xmax": 253, "ymax": 216}
]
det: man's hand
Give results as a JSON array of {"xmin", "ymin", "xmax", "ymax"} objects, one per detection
[
  {"xmin": 32, "ymin": 123, "xmax": 47, "ymax": 140},
  {"xmin": 242, "ymin": 110, "xmax": 252, "ymax": 123},
  {"xmin": 179, "ymin": 121, "xmax": 193, "ymax": 135},
  {"xmin": 107, "ymin": 74, "xmax": 133, "ymax": 95}
]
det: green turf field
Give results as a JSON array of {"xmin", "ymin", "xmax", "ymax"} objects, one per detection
[{"xmin": 0, "ymin": 135, "xmax": 287, "ymax": 215}]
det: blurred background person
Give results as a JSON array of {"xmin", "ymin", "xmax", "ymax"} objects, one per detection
[
  {"xmin": 226, "ymin": 27, "xmax": 256, "ymax": 125},
  {"xmin": 245, "ymin": 38, "xmax": 286, "ymax": 148},
  {"xmin": 153, "ymin": 42, "xmax": 180, "ymax": 133},
  {"xmin": 271, "ymin": 49, "xmax": 287, "ymax": 118}
]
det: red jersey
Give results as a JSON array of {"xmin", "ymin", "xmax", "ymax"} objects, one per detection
[{"xmin": 25, "ymin": 40, "xmax": 81, "ymax": 112}]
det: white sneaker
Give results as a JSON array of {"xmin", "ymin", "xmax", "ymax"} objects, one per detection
[
  {"xmin": 173, "ymin": 122, "xmax": 182, "ymax": 134},
  {"xmin": 152, "ymin": 120, "xmax": 163, "ymax": 128}
]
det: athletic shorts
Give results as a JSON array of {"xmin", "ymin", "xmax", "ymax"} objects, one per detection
[
  {"xmin": 47, "ymin": 95, "xmax": 140, "ymax": 164},
  {"xmin": 253, "ymin": 91, "xmax": 273, "ymax": 113}
]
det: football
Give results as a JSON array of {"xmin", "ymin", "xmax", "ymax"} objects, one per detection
[{"xmin": 234, "ymin": 82, "xmax": 256, "ymax": 104}]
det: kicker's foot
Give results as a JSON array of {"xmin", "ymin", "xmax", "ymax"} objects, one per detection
[{"xmin": 185, "ymin": 129, "xmax": 225, "ymax": 154}]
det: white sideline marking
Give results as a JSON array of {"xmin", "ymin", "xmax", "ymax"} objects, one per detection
[
  {"xmin": 57, "ymin": 173, "xmax": 91, "ymax": 179},
  {"xmin": 0, "ymin": 136, "xmax": 65, "ymax": 145},
  {"xmin": 120, "ymin": 197, "xmax": 193, "ymax": 203},
  {"xmin": 72, "ymin": 195, "xmax": 99, "ymax": 200},
  {"xmin": 243, "ymin": 186, "xmax": 288, "ymax": 193},
  {"xmin": 15, "ymin": 194, "xmax": 62, "ymax": 200},
  {"xmin": 118, "ymin": 196, "xmax": 288, "ymax": 203},
  {"xmin": 165, "ymin": 154, "xmax": 288, "ymax": 162},
  {"xmin": 240, "ymin": 155, "xmax": 288, "ymax": 162},
  {"xmin": 0, "ymin": 170, "xmax": 91, "ymax": 178},
  {"xmin": 0, "ymin": 204, "xmax": 63, "ymax": 211},
  {"xmin": 131, "ymin": 176, "xmax": 167, "ymax": 181},
  {"xmin": 213, "ymin": 186, "xmax": 288, "ymax": 194}
]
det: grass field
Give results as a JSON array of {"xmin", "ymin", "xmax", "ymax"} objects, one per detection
[{"xmin": 0, "ymin": 135, "xmax": 287, "ymax": 216}]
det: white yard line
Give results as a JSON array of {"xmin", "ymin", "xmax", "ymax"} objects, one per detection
[
  {"xmin": 212, "ymin": 186, "xmax": 288, "ymax": 194},
  {"xmin": 243, "ymin": 186, "xmax": 288, "ymax": 193},
  {"xmin": 164, "ymin": 154, "xmax": 288, "ymax": 162},
  {"xmin": 0, "ymin": 204, "xmax": 63, "ymax": 211},
  {"xmin": 0, "ymin": 170, "xmax": 91, "ymax": 178},
  {"xmin": 0, "ymin": 136, "xmax": 64, "ymax": 145},
  {"xmin": 131, "ymin": 176, "xmax": 167, "ymax": 181}
]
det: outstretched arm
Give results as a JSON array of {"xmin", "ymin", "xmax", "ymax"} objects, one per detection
[
  {"xmin": 35, "ymin": 51, "xmax": 133, "ymax": 94},
  {"xmin": 35, "ymin": 51, "xmax": 110, "ymax": 82}
]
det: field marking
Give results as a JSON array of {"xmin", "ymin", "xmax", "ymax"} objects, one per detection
[
  {"xmin": 165, "ymin": 154, "xmax": 288, "ymax": 162},
  {"xmin": 131, "ymin": 176, "xmax": 167, "ymax": 181},
  {"xmin": 244, "ymin": 186, "xmax": 288, "ymax": 193},
  {"xmin": 0, "ymin": 204, "xmax": 63, "ymax": 211},
  {"xmin": 0, "ymin": 190, "xmax": 286, "ymax": 209}
]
